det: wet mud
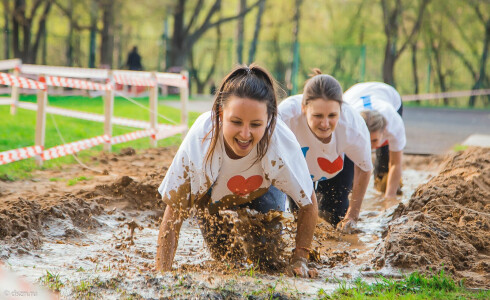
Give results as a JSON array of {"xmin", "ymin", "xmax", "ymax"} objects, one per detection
[
  {"xmin": 374, "ymin": 147, "xmax": 490, "ymax": 288},
  {"xmin": 1, "ymin": 146, "xmax": 486, "ymax": 298}
]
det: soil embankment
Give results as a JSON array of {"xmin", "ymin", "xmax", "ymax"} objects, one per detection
[{"xmin": 374, "ymin": 147, "xmax": 490, "ymax": 288}]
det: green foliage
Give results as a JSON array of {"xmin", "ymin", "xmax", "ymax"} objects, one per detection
[
  {"xmin": 38, "ymin": 270, "xmax": 64, "ymax": 292},
  {"xmin": 0, "ymin": 95, "xmax": 200, "ymax": 180},
  {"xmin": 319, "ymin": 270, "xmax": 490, "ymax": 299}
]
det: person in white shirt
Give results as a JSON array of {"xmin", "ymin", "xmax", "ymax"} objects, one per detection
[
  {"xmin": 279, "ymin": 70, "xmax": 373, "ymax": 233},
  {"xmin": 156, "ymin": 64, "xmax": 318, "ymax": 278},
  {"xmin": 343, "ymin": 82, "xmax": 405, "ymax": 199}
]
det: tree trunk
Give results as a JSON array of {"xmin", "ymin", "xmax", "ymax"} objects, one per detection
[
  {"xmin": 100, "ymin": 0, "xmax": 115, "ymax": 68},
  {"xmin": 291, "ymin": 0, "xmax": 303, "ymax": 94},
  {"xmin": 469, "ymin": 19, "xmax": 490, "ymax": 107},
  {"xmin": 168, "ymin": 0, "xmax": 259, "ymax": 70},
  {"xmin": 236, "ymin": 0, "xmax": 246, "ymax": 64},
  {"xmin": 248, "ymin": 0, "xmax": 265, "ymax": 64},
  {"xmin": 66, "ymin": 0, "xmax": 73, "ymax": 66},
  {"xmin": 382, "ymin": 40, "xmax": 396, "ymax": 86},
  {"xmin": 12, "ymin": 0, "xmax": 22, "ymax": 59},
  {"xmin": 2, "ymin": 0, "xmax": 10, "ymax": 59},
  {"xmin": 381, "ymin": 0, "xmax": 429, "ymax": 87},
  {"xmin": 411, "ymin": 42, "xmax": 419, "ymax": 96},
  {"xmin": 89, "ymin": 0, "xmax": 98, "ymax": 68}
]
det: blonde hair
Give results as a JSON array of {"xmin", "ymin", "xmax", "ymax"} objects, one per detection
[{"xmin": 360, "ymin": 110, "xmax": 387, "ymax": 133}]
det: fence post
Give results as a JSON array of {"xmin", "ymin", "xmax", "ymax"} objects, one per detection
[
  {"xmin": 180, "ymin": 70, "xmax": 189, "ymax": 136},
  {"xmin": 104, "ymin": 71, "xmax": 114, "ymax": 152},
  {"xmin": 35, "ymin": 76, "xmax": 47, "ymax": 166},
  {"xmin": 149, "ymin": 72, "xmax": 158, "ymax": 147},
  {"xmin": 10, "ymin": 66, "xmax": 20, "ymax": 115}
]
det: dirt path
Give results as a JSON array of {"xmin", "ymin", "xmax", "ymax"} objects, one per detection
[{"xmin": 2, "ymin": 147, "xmax": 487, "ymax": 298}]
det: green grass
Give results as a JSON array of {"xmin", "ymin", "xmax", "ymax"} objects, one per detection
[
  {"xmin": 318, "ymin": 270, "xmax": 490, "ymax": 299},
  {"xmin": 38, "ymin": 270, "xmax": 64, "ymax": 292},
  {"xmin": 0, "ymin": 94, "xmax": 201, "ymax": 179},
  {"xmin": 452, "ymin": 144, "xmax": 469, "ymax": 152}
]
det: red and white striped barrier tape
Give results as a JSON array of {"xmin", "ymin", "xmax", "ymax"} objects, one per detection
[
  {"xmin": 0, "ymin": 145, "xmax": 43, "ymax": 165},
  {"xmin": 402, "ymin": 89, "xmax": 490, "ymax": 101},
  {"xmin": 156, "ymin": 73, "xmax": 187, "ymax": 88},
  {"xmin": 0, "ymin": 59, "xmax": 21, "ymax": 71},
  {"xmin": 45, "ymin": 75, "xmax": 112, "ymax": 91},
  {"xmin": 155, "ymin": 124, "xmax": 187, "ymax": 140},
  {"xmin": 113, "ymin": 74, "xmax": 156, "ymax": 87},
  {"xmin": 111, "ymin": 129, "xmax": 155, "ymax": 145},
  {"xmin": 42, "ymin": 134, "xmax": 110, "ymax": 161},
  {"xmin": 0, "ymin": 72, "xmax": 46, "ymax": 90}
]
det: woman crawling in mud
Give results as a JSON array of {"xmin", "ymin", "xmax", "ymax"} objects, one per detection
[
  {"xmin": 343, "ymin": 82, "xmax": 405, "ymax": 201},
  {"xmin": 155, "ymin": 64, "xmax": 318, "ymax": 277},
  {"xmin": 279, "ymin": 70, "xmax": 373, "ymax": 233}
]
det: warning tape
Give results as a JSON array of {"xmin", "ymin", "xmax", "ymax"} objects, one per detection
[
  {"xmin": 113, "ymin": 74, "xmax": 155, "ymax": 87},
  {"xmin": 0, "ymin": 58, "xmax": 21, "ymax": 71},
  {"xmin": 45, "ymin": 75, "xmax": 112, "ymax": 91},
  {"xmin": 0, "ymin": 145, "xmax": 43, "ymax": 165},
  {"xmin": 111, "ymin": 129, "xmax": 155, "ymax": 145},
  {"xmin": 156, "ymin": 72, "xmax": 187, "ymax": 88},
  {"xmin": 42, "ymin": 134, "xmax": 110, "ymax": 161},
  {"xmin": 402, "ymin": 89, "xmax": 490, "ymax": 101},
  {"xmin": 0, "ymin": 72, "xmax": 46, "ymax": 90},
  {"xmin": 155, "ymin": 124, "xmax": 187, "ymax": 140}
]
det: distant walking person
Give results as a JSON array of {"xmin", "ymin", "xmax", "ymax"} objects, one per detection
[{"xmin": 126, "ymin": 46, "xmax": 143, "ymax": 71}]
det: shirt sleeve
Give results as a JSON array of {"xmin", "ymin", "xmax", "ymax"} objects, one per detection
[
  {"xmin": 157, "ymin": 112, "xmax": 216, "ymax": 213},
  {"xmin": 263, "ymin": 119, "xmax": 313, "ymax": 208},
  {"xmin": 341, "ymin": 106, "xmax": 373, "ymax": 172},
  {"xmin": 158, "ymin": 148, "xmax": 193, "ymax": 211},
  {"xmin": 386, "ymin": 110, "xmax": 406, "ymax": 152}
]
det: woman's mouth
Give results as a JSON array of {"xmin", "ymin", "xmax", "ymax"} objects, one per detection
[{"xmin": 235, "ymin": 138, "xmax": 252, "ymax": 150}]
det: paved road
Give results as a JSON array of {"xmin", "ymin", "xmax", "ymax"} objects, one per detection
[
  {"xmin": 403, "ymin": 107, "xmax": 490, "ymax": 154},
  {"xmin": 165, "ymin": 99, "xmax": 490, "ymax": 155}
]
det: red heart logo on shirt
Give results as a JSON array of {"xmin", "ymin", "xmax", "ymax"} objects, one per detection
[
  {"xmin": 317, "ymin": 156, "xmax": 344, "ymax": 174},
  {"xmin": 227, "ymin": 175, "xmax": 263, "ymax": 196}
]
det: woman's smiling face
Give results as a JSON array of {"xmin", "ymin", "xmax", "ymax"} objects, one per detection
[
  {"xmin": 302, "ymin": 98, "xmax": 341, "ymax": 143},
  {"xmin": 221, "ymin": 96, "xmax": 268, "ymax": 159}
]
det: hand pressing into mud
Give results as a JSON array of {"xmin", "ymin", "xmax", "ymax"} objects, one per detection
[
  {"xmin": 336, "ymin": 217, "xmax": 357, "ymax": 234},
  {"xmin": 288, "ymin": 257, "xmax": 318, "ymax": 278}
]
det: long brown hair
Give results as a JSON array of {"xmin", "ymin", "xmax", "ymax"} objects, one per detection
[
  {"xmin": 303, "ymin": 68, "xmax": 343, "ymax": 107},
  {"xmin": 204, "ymin": 64, "xmax": 279, "ymax": 165}
]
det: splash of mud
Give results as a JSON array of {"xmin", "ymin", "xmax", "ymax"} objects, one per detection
[{"xmin": 373, "ymin": 147, "xmax": 490, "ymax": 288}]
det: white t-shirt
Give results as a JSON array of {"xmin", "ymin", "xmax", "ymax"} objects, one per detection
[
  {"xmin": 343, "ymin": 82, "xmax": 402, "ymax": 110},
  {"xmin": 344, "ymin": 82, "xmax": 406, "ymax": 152},
  {"xmin": 278, "ymin": 95, "xmax": 373, "ymax": 182},
  {"xmin": 158, "ymin": 111, "xmax": 313, "ymax": 214}
]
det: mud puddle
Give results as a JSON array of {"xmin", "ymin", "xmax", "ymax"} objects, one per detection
[{"xmin": 2, "ymin": 166, "xmax": 435, "ymax": 299}]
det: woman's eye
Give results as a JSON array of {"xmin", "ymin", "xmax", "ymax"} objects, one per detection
[
  {"xmin": 231, "ymin": 120, "xmax": 241, "ymax": 124},
  {"xmin": 251, "ymin": 123, "xmax": 262, "ymax": 128}
]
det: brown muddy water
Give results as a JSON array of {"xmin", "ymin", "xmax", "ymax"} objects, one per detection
[{"xmin": 1, "ymin": 168, "xmax": 435, "ymax": 299}]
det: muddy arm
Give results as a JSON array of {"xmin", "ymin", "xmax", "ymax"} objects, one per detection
[
  {"xmin": 291, "ymin": 191, "xmax": 318, "ymax": 277},
  {"xmin": 385, "ymin": 150, "xmax": 403, "ymax": 199},
  {"xmin": 344, "ymin": 165, "xmax": 371, "ymax": 222},
  {"xmin": 156, "ymin": 205, "xmax": 184, "ymax": 272}
]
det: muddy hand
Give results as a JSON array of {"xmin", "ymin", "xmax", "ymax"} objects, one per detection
[
  {"xmin": 289, "ymin": 258, "xmax": 318, "ymax": 278},
  {"xmin": 336, "ymin": 218, "xmax": 357, "ymax": 234}
]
